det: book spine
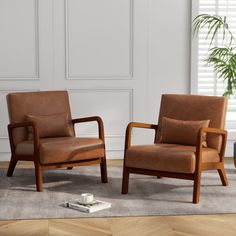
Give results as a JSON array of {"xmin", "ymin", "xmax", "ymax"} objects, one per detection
[{"xmin": 65, "ymin": 202, "xmax": 89, "ymax": 213}]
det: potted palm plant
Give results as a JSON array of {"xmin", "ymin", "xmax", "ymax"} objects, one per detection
[{"xmin": 192, "ymin": 14, "xmax": 236, "ymax": 166}]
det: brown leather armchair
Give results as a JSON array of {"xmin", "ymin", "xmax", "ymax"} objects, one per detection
[
  {"xmin": 6, "ymin": 90, "xmax": 107, "ymax": 191},
  {"xmin": 122, "ymin": 94, "xmax": 228, "ymax": 203}
]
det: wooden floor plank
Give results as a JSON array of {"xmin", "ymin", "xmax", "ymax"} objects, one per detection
[
  {"xmin": 49, "ymin": 218, "xmax": 112, "ymax": 236},
  {"xmin": 108, "ymin": 216, "xmax": 174, "ymax": 236},
  {"xmin": 49, "ymin": 219, "xmax": 112, "ymax": 236},
  {"xmin": 219, "ymin": 214, "xmax": 236, "ymax": 231},
  {"xmin": 164, "ymin": 215, "xmax": 236, "ymax": 236},
  {"xmin": 0, "ymin": 220, "xmax": 49, "ymax": 236}
]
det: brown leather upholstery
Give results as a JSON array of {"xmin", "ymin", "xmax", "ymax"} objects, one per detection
[
  {"xmin": 160, "ymin": 117, "xmax": 210, "ymax": 146},
  {"xmin": 6, "ymin": 90, "xmax": 108, "ymax": 192},
  {"xmin": 15, "ymin": 137, "xmax": 105, "ymax": 164},
  {"xmin": 156, "ymin": 94, "xmax": 227, "ymax": 151},
  {"xmin": 7, "ymin": 91, "xmax": 74, "ymax": 145},
  {"xmin": 125, "ymin": 144, "xmax": 220, "ymax": 174},
  {"xmin": 26, "ymin": 113, "xmax": 73, "ymax": 139},
  {"xmin": 122, "ymin": 94, "xmax": 228, "ymax": 203}
]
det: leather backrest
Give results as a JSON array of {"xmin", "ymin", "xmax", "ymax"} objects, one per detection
[
  {"xmin": 156, "ymin": 94, "xmax": 227, "ymax": 150},
  {"xmin": 7, "ymin": 90, "xmax": 75, "ymax": 145}
]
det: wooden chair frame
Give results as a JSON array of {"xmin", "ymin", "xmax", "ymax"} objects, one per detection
[
  {"xmin": 121, "ymin": 122, "xmax": 228, "ymax": 203},
  {"xmin": 7, "ymin": 116, "xmax": 108, "ymax": 192}
]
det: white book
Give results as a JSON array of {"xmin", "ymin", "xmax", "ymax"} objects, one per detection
[{"xmin": 64, "ymin": 200, "xmax": 111, "ymax": 213}]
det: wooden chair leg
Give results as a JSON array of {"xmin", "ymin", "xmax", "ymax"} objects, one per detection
[
  {"xmin": 7, "ymin": 157, "xmax": 17, "ymax": 177},
  {"xmin": 67, "ymin": 167, "xmax": 73, "ymax": 170},
  {"xmin": 122, "ymin": 167, "xmax": 130, "ymax": 194},
  {"xmin": 218, "ymin": 166, "xmax": 228, "ymax": 186},
  {"xmin": 34, "ymin": 162, "xmax": 43, "ymax": 192},
  {"xmin": 100, "ymin": 157, "xmax": 108, "ymax": 183},
  {"xmin": 193, "ymin": 171, "xmax": 201, "ymax": 204}
]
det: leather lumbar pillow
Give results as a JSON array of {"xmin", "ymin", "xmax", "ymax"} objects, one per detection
[
  {"xmin": 160, "ymin": 117, "xmax": 210, "ymax": 146},
  {"xmin": 26, "ymin": 113, "xmax": 73, "ymax": 139}
]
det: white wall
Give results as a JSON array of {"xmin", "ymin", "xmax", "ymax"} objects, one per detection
[
  {"xmin": 0, "ymin": 0, "xmax": 191, "ymax": 161},
  {"xmin": 148, "ymin": 0, "xmax": 191, "ymax": 123}
]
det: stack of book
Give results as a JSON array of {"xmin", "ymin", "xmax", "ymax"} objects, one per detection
[{"xmin": 64, "ymin": 199, "xmax": 111, "ymax": 213}]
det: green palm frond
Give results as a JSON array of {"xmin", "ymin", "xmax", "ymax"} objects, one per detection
[
  {"xmin": 193, "ymin": 14, "xmax": 235, "ymax": 46},
  {"xmin": 193, "ymin": 13, "xmax": 236, "ymax": 96},
  {"xmin": 205, "ymin": 47, "xmax": 236, "ymax": 96}
]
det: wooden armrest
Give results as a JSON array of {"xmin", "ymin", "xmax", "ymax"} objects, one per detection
[
  {"xmin": 199, "ymin": 127, "xmax": 227, "ymax": 136},
  {"xmin": 196, "ymin": 127, "xmax": 227, "ymax": 167},
  {"xmin": 125, "ymin": 122, "xmax": 158, "ymax": 150},
  {"xmin": 8, "ymin": 121, "xmax": 39, "ymax": 155},
  {"xmin": 72, "ymin": 116, "xmax": 105, "ymax": 141},
  {"xmin": 8, "ymin": 121, "xmax": 35, "ymax": 129},
  {"xmin": 127, "ymin": 122, "xmax": 158, "ymax": 130}
]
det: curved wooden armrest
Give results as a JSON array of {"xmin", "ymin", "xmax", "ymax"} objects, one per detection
[
  {"xmin": 125, "ymin": 122, "xmax": 158, "ymax": 150},
  {"xmin": 8, "ymin": 121, "xmax": 39, "ymax": 155},
  {"xmin": 199, "ymin": 127, "xmax": 227, "ymax": 136},
  {"xmin": 196, "ymin": 127, "xmax": 227, "ymax": 166},
  {"xmin": 72, "ymin": 116, "xmax": 105, "ymax": 141},
  {"xmin": 8, "ymin": 121, "xmax": 34, "ymax": 129}
]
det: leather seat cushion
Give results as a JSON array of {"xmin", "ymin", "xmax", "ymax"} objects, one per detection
[
  {"xmin": 125, "ymin": 143, "xmax": 220, "ymax": 174},
  {"xmin": 15, "ymin": 137, "xmax": 105, "ymax": 164}
]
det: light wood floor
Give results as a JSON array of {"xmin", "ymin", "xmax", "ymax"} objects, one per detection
[{"xmin": 1, "ymin": 160, "xmax": 236, "ymax": 236}]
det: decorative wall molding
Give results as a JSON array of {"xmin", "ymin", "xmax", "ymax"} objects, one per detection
[
  {"xmin": 67, "ymin": 87, "xmax": 133, "ymax": 119},
  {"xmin": 64, "ymin": 0, "xmax": 134, "ymax": 80},
  {"xmin": 67, "ymin": 87, "xmax": 134, "ymax": 138},
  {"xmin": 0, "ymin": 0, "xmax": 40, "ymax": 80}
]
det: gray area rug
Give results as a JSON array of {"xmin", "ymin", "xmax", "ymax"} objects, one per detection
[{"xmin": 0, "ymin": 164, "xmax": 236, "ymax": 220}]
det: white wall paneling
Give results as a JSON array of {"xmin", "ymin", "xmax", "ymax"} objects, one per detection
[
  {"xmin": 68, "ymin": 88, "xmax": 133, "ymax": 136},
  {"xmin": 147, "ymin": 0, "xmax": 191, "ymax": 123},
  {"xmin": 0, "ymin": 0, "xmax": 192, "ymax": 161},
  {"xmin": 0, "ymin": 0, "xmax": 39, "ymax": 79},
  {"xmin": 68, "ymin": 88, "xmax": 133, "ymax": 157},
  {"xmin": 65, "ymin": 0, "xmax": 133, "ymax": 79}
]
